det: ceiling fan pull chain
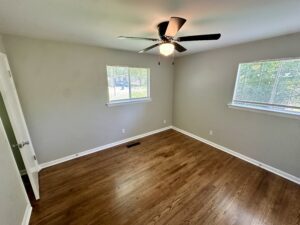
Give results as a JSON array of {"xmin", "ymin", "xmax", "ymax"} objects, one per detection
[
  {"xmin": 158, "ymin": 51, "xmax": 161, "ymax": 65},
  {"xmin": 172, "ymin": 51, "xmax": 175, "ymax": 65}
]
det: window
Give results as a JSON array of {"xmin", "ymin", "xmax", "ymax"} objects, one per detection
[
  {"xmin": 230, "ymin": 58, "xmax": 300, "ymax": 117},
  {"xmin": 106, "ymin": 66, "xmax": 150, "ymax": 105}
]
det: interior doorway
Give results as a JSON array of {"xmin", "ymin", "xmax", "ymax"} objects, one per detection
[
  {"xmin": 0, "ymin": 92, "xmax": 35, "ymax": 203},
  {"xmin": 0, "ymin": 52, "xmax": 40, "ymax": 200},
  {"xmin": 0, "ymin": 92, "xmax": 25, "ymax": 173}
]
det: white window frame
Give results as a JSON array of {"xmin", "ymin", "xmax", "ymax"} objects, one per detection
[
  {"xmin": 106, "ymin": 65, "xmax": 151, "ymax": 106},
  {"xmin": 228, "ymin": 57, "xmax": 300, "ymax": 120}
]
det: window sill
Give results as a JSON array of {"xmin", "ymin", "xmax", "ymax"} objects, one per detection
[
  {"xmin": 106, "ymin": 98, "xmax": 152, "ymax": 107},
  {"xmin": 228, "ymin": 103, "xmax": 300, "ymax": 120}
]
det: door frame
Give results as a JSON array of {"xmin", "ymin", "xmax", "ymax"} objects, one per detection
[
  {"xmin": 0, "ymin": 117, "xmax": 32, "ymax": 224},
  {"xmin": 0, "ymin": 52, "xmax": 40, "ymax": 199}
]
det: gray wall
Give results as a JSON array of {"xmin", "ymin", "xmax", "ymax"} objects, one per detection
[
  {"xmin": 2, "ymin": 35, "xmax": 173, "ymax": 163},
  {"xmin": 2, "ymin": 33, "xmax": 299, "ymax": 178},
  {"xmin": 0, "ymin": 35, "xmax": 5, "ymax": 53},
  {"xmin": 0, "ymin": 118, "xmax": 28, "ymax": 225},
  {"xmin": 174, "ymin": 33, "xmax": 300, "ymax": 178}
]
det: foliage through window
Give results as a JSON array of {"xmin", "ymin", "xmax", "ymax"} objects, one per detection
[
  {"xmin": 232, "ymin": 58, "xmax": 300, "ymax": 114},
  {"xmin": 106, "ymin": 66, "xmax": 150, "ymax": 103}
]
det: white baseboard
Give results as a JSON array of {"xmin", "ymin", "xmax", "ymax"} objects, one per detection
[
  {"xmin": 21, "ymin": 204, "xmax": 32, "ymax": 225},
  {"xmin": 40, "ymin": 126, "xmax": 172, "ymax": 169},
  {"xmin": 172, "ymin": 126, "xmax": 300, "ymax": 185},
  {"xmin": 39, "ymin": 125, "xmax": 299, "ymax": 185}
]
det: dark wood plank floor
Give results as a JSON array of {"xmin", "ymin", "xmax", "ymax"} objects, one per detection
[{"xmin": 30, "ymin": 129, "xmax": 300, "ymax": 225}]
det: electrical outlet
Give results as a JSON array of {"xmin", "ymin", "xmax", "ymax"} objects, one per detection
[
  {"xmin": 122, "ymin": 128, "xmax": 126, "ymax": 134},
  {"xmin": 163, "ymin": 120, "xmax": 167, "ymax": 124},
  {"xmin": 209, "ymin": 130, "xmax": 213, "ymax": 136}
]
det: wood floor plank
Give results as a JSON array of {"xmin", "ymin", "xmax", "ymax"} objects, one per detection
[{"xmin": 29, "ymin": 129, "xmax": 300, "ymax": 225}]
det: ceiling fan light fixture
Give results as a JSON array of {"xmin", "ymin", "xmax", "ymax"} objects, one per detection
[
  {"xmin": 119, "ymin": 17, "xmax": 221, "ymax": 55},
  {"xmin": 159, "ymin": 43, "xmax": 175, "ymax": 56}
]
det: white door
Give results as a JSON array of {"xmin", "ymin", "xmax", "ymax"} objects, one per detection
[{"xmin": 0, "ymin": 53, "xmax": 40, "ymax": 200}]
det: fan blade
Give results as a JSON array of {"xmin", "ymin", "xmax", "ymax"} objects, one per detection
[
  {"xmin": 165, "ymin": 17, "xmax": 186, "ymax": 37},
  {"xmin": 173, "ymin": 42, "xmax": 187, "ymax": 52},
  {"xmin": 138, "ymin": 43, "xmax": 160, "ymax": 53},
  {"xmin": 118, "ymin": 36, "xmax": 159, "ymax": 41},
  {"xmin": 176, "ymin": 33, "xmax": 221, "ymax": 42},
  {"xmin": 157, "ymin": 21, "xmax": 169, "ymax": 39}
]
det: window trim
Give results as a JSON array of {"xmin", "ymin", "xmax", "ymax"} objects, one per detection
[
  {"xmin": 229, "ymin": 57, "xmax": 300, "ymax": 119},
  {"xmin": 236, "ymin": 57, "xmax": 300, "ymax": 64},
  {"xmin": 228, "ymin": 102, "xmax": 300, "ymax": 120},
  {"xmin": 106, "ymin": 97, "xmax": 152, "ymax": 107},
  {"xmin": 105, "ymin": 65, "xmax": 151, "ymax": 106}
]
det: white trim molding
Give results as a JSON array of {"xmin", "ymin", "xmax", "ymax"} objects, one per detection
[
  {"xmin": 40, "ymin": 126, "xmax": 172, "ymax": 169},
  {"xmin": 228, "ymin": 103, "xmax": 300, "ymax": 120},
  {"xmin": 39, "ymin": 125, "xmax": 299, "ymax": 185},
  {"xmin": 172, "ymin": 126, "xmax": 300, "ymax": 185},
  {"xmin": 106, "ymin": 98, "xmax": 152, "ymax": 107},
  {"xmin": 21, "ymin": 204, "xmax": 32, "ymax": 225}
]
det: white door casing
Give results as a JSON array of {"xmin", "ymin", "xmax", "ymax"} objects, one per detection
[
  {"xmin": 0, "ymin": 52, "xmax": 40, "ymax": 199},
  {"xmin": 0, "ymin": 117, "xmax": 32, "ymax": 225}
]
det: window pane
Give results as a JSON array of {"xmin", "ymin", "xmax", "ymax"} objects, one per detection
[
  {"xmin": 272, "ymin": 60, "xmax": 300, "ymax": 107},
  {"xmin": 129, "ymin": 68, "xmax": 148, "ymax": 99},
  {"xmin": 233, "ymin": 58, "xmax": 300, "ymax": 113},
  {"xmin": 107, "ymin": 66, "xmax": 129, "ymax": 101},
  {"xmin": 106, "ymin": 66, "xmax": 150, "ymax": 103},
  {"xmin": 235, "ymin": 62, "xmax": 279, "ymax": 102}
]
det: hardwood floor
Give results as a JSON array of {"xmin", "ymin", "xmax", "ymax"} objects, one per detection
[{"xmin": 30, "ymin": 129, "xmax": 300, "ymax": 225}]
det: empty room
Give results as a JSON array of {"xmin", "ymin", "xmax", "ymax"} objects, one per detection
[{"xmin": 0, "ymin": 0, "xmax": 299, "ymax": 225}]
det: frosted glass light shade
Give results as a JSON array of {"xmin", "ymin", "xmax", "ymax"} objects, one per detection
[{"xmin": 159, "ymin": 43, "xmax": 175, "ymax": 56}]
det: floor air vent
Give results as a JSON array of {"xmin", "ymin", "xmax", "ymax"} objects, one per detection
[{"xmin": 126, "ymin": 141, "xmax": 141, "ymax": 148}]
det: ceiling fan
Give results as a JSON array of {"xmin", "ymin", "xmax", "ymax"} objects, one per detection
[{"xmin": 118, "ymin": 17, "xmax": 221, "ymax": 56}]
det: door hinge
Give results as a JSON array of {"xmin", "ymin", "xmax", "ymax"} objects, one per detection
[
  {"xmin": 33, "ymin": 155, "xmax": 37, "ymax": 160},
  {"xmin": 7, "ymin": 70, "xmax": 12, "ymax": 77}
]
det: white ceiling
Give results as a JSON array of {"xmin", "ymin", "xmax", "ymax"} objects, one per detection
[{"xmin": 0, "ymin": 0, "xmax": 299, "ymax": 56}]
